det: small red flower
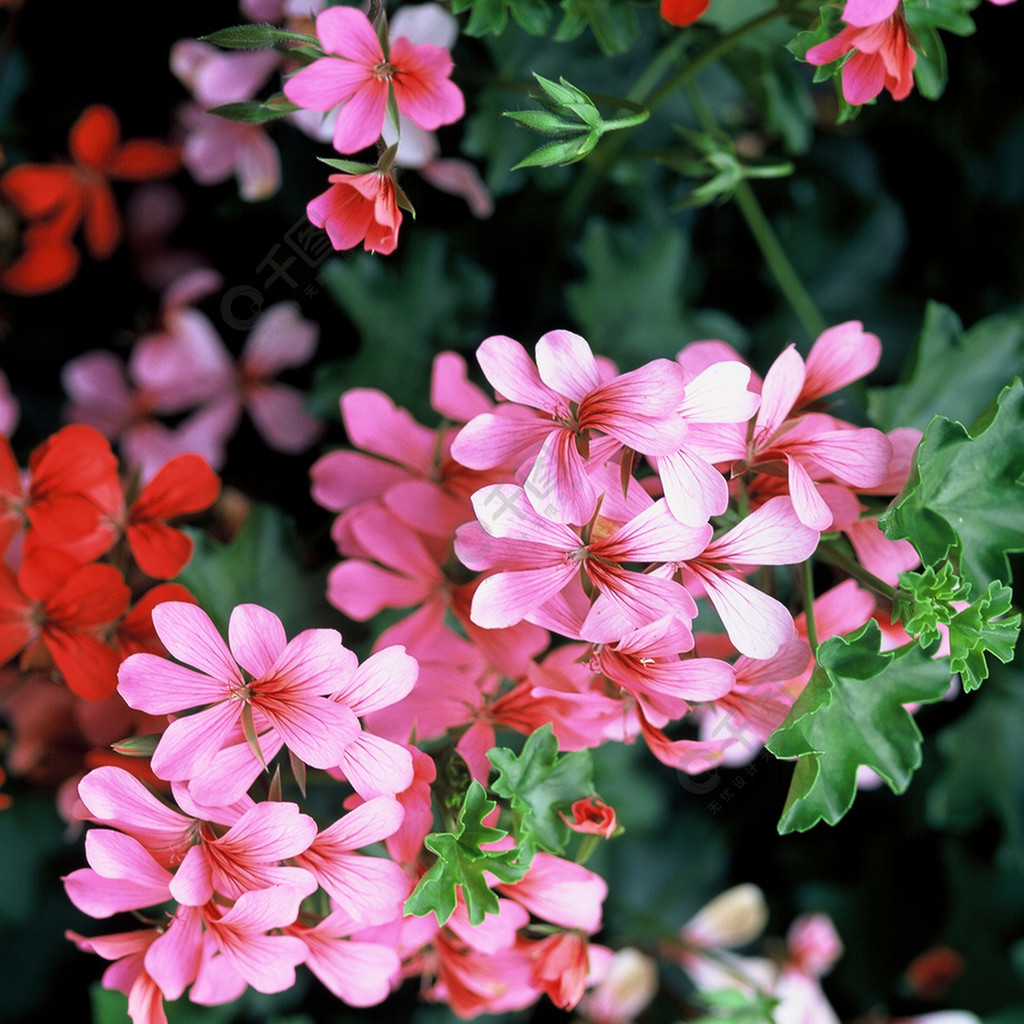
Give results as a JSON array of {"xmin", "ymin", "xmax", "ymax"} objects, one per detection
[
  {"xmin": 660, "ymin": 0, "xmax": 710, "ymax": 27},
  {"xmin": 0, "ymin": 548, "xmax": 130, "ymax": 700},
  {"xmin": 125, "ymin": 453, "xmax": 221, "ymax": 579},
  {"xmin": 307, "ymin": 170, "xmax": 404, "ymax": 256},
  {"xmin": 0, "ymin": 105, "xmax": 180, "ymax": 295},
  {"xmin": 560, "ymin": 797, "xmax": 617, "ymax": 838}
]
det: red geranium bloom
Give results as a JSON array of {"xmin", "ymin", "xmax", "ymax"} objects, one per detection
[
  {"xmin": 660, "ymin": 0, "xmax": 710, "ymax": 27},
  {"xmin": 0, "ymin": 104, "xmax": 181, "ymax": 294},
  {"xmin": 124, "ymin": 453, "xmax": 221, "ymax": 579},
  {"xmin": 0, "ymin": 549, "xmax": 130, "ymax": 700}
]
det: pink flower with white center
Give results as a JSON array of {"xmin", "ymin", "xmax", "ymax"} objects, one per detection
[
  {"xmin": 455, "ymin": 485, "xmax": 709, "ymax": 635},
  {"xmin": 672, "ymin": 496, "xmax": 820, "ymax": 659},
  {"xmin": 117, "ymin": 602, "xmax": 361, "ymax": 786},
  {"xmin": 283, "ymin": 5, "xmax": 464, "ymax": 155},
  {"xmin": 452, "ymin": 331, "xmax": 690, "ymax": 525}
]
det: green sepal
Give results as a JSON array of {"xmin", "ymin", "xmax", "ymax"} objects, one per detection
[
  {"xmin": 200, "ymin": 24, "xmax": 320, "ymax": 50},
  {"xmin": 109, "ymin": 734, "xmax": 160, "ymax": 758},
  {"xmin": 767, "ymin": 620, "xmax": 953, "ymax": 834},
  {"xmin": 317, "ymin": 157, "xmax": 378, "ymax": 175}
]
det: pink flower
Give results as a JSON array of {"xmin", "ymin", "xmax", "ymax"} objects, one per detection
[
  {"xmin": 283, "ymin": 5, "xmax": 464, "ymax": 154},
  {"xmin": 308, "ymin": 170, "xmax": 403, "ymax": 255},
  {"xmin": 806, "ymin": 10, "xmax": 916, "ymax": 105},
  {"xmin": 116, "ymin": 602, "xmax": 361, "ymax": 785},
  {"xmin": 560, "ymin": 797, "xmax": 617, "ymax": 838}
]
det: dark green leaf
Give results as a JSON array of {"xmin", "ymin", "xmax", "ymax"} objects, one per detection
[
  {"xmin": 404, "ymin": 781, "xmax": 532, "ymax": 926},
  {"xmin": 879, "ymin": 378, "xmax": 1024, "ymax": 592},
  {"xmin": 200, "ymin": 24, "xmax": 319, "ymax": 50},
  {"xmin": 767, "ymin": 620, "xmax": 952, "ymax": 834},
  {"xmin": 488, "ymin": 724, "xmax": 594, "ymax": 854},
  {"xmin": 206, "ymin": 97, "xmax": 301, "ymax": 123}
]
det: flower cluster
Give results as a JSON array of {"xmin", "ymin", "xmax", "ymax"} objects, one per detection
[
  {"xmin": 66, "ymin": 601, "xmax": 611, "ymax": 1022},
  {"xmin": 313, "ymin": 324, "xmax": 917, "ymax": 784}
]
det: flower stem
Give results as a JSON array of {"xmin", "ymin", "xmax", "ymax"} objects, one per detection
[
  {"xmin": 802, "ymin": 558, "xmax": 819, "ymax": 651},
  {"xmin": 815, "ymin": 539, "xmax": 903, "ymax": 604}
]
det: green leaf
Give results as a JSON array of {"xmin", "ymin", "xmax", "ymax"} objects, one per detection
[
  {"xmin": 555, "ymin": 0, "xmax": 639, "ymax": 55},
  {"xmin": 928, "ymin": 673, "xmax": 1024, "ymax": 856},
  {"xmin": 767, "ymin": 620, "xmax": 953, "ymax": 834},
  {"xmin": 867, "ymin": 302, "xmax": 1024, "ymax": 433},
  {"xmin": 405, "ymin": 781, "xmax": 532, "ymax": 926},
  {"xmin": 488, "ymin": 724, "xmax": 594, "ymax": 854},
  {"xmin": 878, "ymin": 378, "xmax": 1024, "ymax": 592},
  {"xmin": 176, "ymin": 504, "xmax": 332, "ymax": 638},
  {"xmin": 451, "ymin": 0, "xmax": 552, "ymax": 36},
  {"xmin": 946, "ymin": 581, "xmax": 1021, "ymax": 692},
  {"xmin": 200, "ymin": 24, "xmax": 319, "ymax": 49},
  {"xmin": 206, "ymin": 96, "xmax": 301, "ymax": 123},
  {"xmin": 893, "ymin": 562, "xmax": 971, "ymax": 646}
]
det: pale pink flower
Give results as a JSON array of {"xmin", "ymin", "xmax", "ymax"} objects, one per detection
[
  {"xmin": 117, "ymin": 602, "xmax": 361, "ymax": 785},
  {"xmin": 171, "ymin": 40, "xmax": 282, "ymax": 201},
  {"xmin": 455, "ymin": 485, "xmax": 709, "ymax": 634},
  {"xmin": 283, "ymin": 5, "xmax": 464, "ymax": 154},
  {"xmin": 0, "ymin": 370, "xmax": 19, "ymax": 437},
  {"xmin": 495, "ymin": 850, "xmax": 607, "ymax": 933},
  {"xmin": 452, "ymin": 331, "xmax": 689, "ymax": 525},
  {"xmin": 577, "ymin": 947, "xmax": 658, "ymax": 1024}
]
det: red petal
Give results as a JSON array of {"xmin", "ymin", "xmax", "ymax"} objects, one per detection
[
  {"xmin": 79, "ymin": 179, "xmax": 121, "ymax": 259},
  {"xmin": 44, "ymin": 627, "xmax": 122, "ymax": 700},
  {"xmin": 0, "ymin": 221, "xmax": 82, "ymax": 296},
  {"xmin": 105, "ymin": 140, "xmax": 182, "ymax": 181},
  {"xmin": 131, "ymin": 453, "xmax": 220, "ymax": 523},
  {"xmin": 69, "ymin": 104, "xmax": 120, "ymax": 171},
  {"xmin": 127, "ymin": 520, "xmax": 194, "ymax": 579},
  {"xmin": 117, "ymin": 582, "xmax": 197, "ymax": 658},
  {"xmin": 659, "ymin": 0, "xmax": 710, "ymax": 26},
  {"xmin": 0, "ymin": 164, "xmax": 80, "ymax": 219},
  {"xmin": 44, "ymin": 562, "xmax": 130, "ymax": 628}
]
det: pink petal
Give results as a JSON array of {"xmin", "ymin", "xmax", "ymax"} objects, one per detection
[
  {"xmin": 534, "ymin": 330, "xmax": 605, "ymax": 401},
  {"xmin": 707, "ymin": 495, "xmax": 821, "ymax": 565},
  {"xmin": 471, "ymin": 565, "xmax": 580, "ymax": 629},
  {"xmin": 301, "ymin": 932, "xmax": 399, "ymax": 1006},
  {"xmin": 336, "ymin": 731, "xmax": 415, "ymax": 798},
  {"xmin": 316, "ymin": 5, "xmax": 383, "ymax": 62},
  {"xmin": 657, "ymin": 448, "xmax": 730, "ymax": 527},
  {"xmin": 283, "ymin": 57, "xmax": 373, "ymax": 112},
  {"xmin": 332, "ymin": 645, "xmax": 418, "ymax": 717},
  {"xmin": 227, "ymin": 603, "xmax": 287, "ymax": 678},
  {"xmin": 331, "ymin": 81, "xmax": 389, "ymax": 154},
  {"xmin": 242, "ymin": 302, "xmax": 318, "ymax": 375},
  {"xmin": 117, "ymin": 652, "xmax": 232, "ymax": 715},
  {"xmin": 341, "ymin": 388, "xmax": 436, "ymax": 473},
  {"xmin": 842, "ymin": 0, "xmax": 899, "ymax": 26},
  {"xmin": 151, "ymin": 602, "xmax": 243, "ymax": 684},
  {"xmin": 389, "ymin": 37, "xmax": 464, "ymax": 131},
  {"xmin": 476, "ymin": 334, "xmax": 561, "ymax": 410},
  {"xmin": 799, "ymin": 321, "xmax": 881, "ymax": 406}
]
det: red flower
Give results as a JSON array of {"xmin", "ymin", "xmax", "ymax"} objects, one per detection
[
  {"xmin": 124, "ymin": 453, "xmax": 221, "ymax": 579},
  {"xmin": 307, "ymin": 170, "xmax": 404, "ymax": 256},
  {"xmin": 0, "ymin": 549, "xmax": 130, "ymax": 700},
  {"xmin": 0, "ymin": 105, "xmax": 180, "ymax": 295},
  {"xmin": 660, "ymin": 0, "xmax": 710, "ymax": 27},
  {"xmin": 560, "ymin": 797, "xmax": 617, "ymax": 838}
]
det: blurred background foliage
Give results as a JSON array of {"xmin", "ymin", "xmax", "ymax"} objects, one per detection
[{"xmin": 1, "ymin": 0, "xmax": 1023, "ymax": 1022}]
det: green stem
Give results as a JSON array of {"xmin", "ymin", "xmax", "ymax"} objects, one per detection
[
  {"xmin": 802, "ymin": 558, "xmax": 819, "ymax": 651},
  {"xmin": 560, "ymin": 4, "xmax": 791, "ymax": 228},
  {"xmin": 816, "ymin": 540, "xmax": 903, "ymax": 604},
  {"xmin": 731, "ymin": 179, "xmax": 827, "ymax": 339},
  {"xmin": 685, "ymin": 81, "xmax": 826, "ymax": 340}
]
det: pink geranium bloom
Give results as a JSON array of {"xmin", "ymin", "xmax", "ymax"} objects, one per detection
[
  {"xmin": 452, "ymin": 331, "xmax": 689, "ymax": 525},
  {"xmin": 307, "ymin": 169, "xmax": 404, "ymax": 255},
  {"xmin": 283, "ymin": 4, "xmax": 464, "ymax": 154},
  {"xmin": 806, "ymin": 11, "xmax": 916, "ymax": 104},
  {"xmin": 117, "ymin": 602, "xmax": 361, "ymax": 786}
]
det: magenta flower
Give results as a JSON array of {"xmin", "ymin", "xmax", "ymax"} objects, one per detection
[
  {"xmin": 117, "ymin": 602, "xmax": 361, "ymax": 785},
  {"xmin": 283, "ymin": 5, "xmax": 464, "ymax": 155}
]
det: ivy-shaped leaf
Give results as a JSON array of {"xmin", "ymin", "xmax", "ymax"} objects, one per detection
[
  {"xmin": 404, "ymin": 781, "xmax": 531, "ymax": 926},
  {"xmin": 767, "ymin": 620, "xmax": 952, "ymax": 834},
  {"xmin": 488, "ymin": 724, "xmax": 594, "ymax": 855},
  {"xmin": 879, "ymin": 378, "xmax": 1024, "ymax": 593},
  {"xmin": 893, "ymin": 562, "xmax": 971, "ymax": 645},
  {"xmin": 946, "ymin": 582, "xmax": 1021, "ymax": 693}
]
